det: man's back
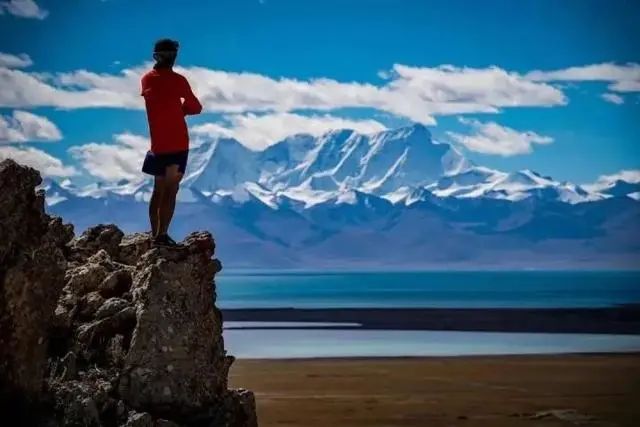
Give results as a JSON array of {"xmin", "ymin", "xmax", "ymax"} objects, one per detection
[{"xmin": 141, "ymin": 68, "xmax": 202, "ymax": 154}]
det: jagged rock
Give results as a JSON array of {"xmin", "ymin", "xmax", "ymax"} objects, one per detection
[
  {"xmin": 222, "ymin": 389, "xmax": 259, "ymax": 427},
  {"xmin": 71, "ymin": 224, "xmax": 124, "ymax": 261},
  {"xmin": 1, "ymin": 160, "xmax": 257, "ymax": 426},
  {"xmin": 65, "ymin": 251, "xmax": 116, "ymax": 296},
  {"xmin": 106, "ymin": 334, "xmax": 126, "ymax": 367},
  {"xmin": 76, "ymin": 306, "xmax": 137, "ymax": 363},
  {"xmin": 79, "ymin": 291, "xmax": 106, "ymax": 320},
  {"xmin": 53, "ymin": 303, "xmax": 75, "ymax": 333},
  {"xmin": 56, "ymin": 250, "xmax": 133, "ymax": 332},
  {"xmin": 156, "ymin": 419, "xmax": 183, "ymax": 427},
  {"xmin": 99, "ymin": 269, "xmax": 133, "ymax": 298},
  {"xmin": 96, "ymin": 298, "xmax": 130, "ymax": 320},
  {"xmin": 50, "ymin": 352, "xmax": 77, "ymax": 382},
  {"xmin": 54, "ymin": 230, "xmax": 254, "ymax": 426},
  {"xmin": 118, "ymin": 233, "xmax": 153, "ymax": 265},
  {"xmin": 0, "ymin": 159, "xmax": 73, "ymax": 409},
  {"xmin": 123, "ymin": 411, "xmax": 153, "ymax": 427},
  {"xmin": 119, "ymin": 232, "xmax": 227, "ymax": 413},
  {"xmin": 50, "ymin": 375, "xmax": 113, "ymax": 427}
]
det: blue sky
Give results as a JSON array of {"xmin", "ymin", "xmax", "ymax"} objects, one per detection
[{"xmin": 0, "ymin": 0, "xmax": 639, "ymax": 184}]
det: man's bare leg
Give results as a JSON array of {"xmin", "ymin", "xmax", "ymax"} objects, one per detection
[
  {"xmin": 158, "ymin": 164, "xmax": 182, "ymax": 237},
  {"xmin": 149, "ymin": 176, "xmax": 165, "ymax": 237}
]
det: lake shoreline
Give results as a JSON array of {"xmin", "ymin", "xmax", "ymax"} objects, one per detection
[
  {"xmin": 222, "ymin": 305, "xmax": 640, "ymax": 335},
  {"xmin": 230, "ymin": 351, "xmax": 640, "ymax": 362}
]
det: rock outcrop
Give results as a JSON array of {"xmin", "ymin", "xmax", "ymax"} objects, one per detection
[
  {"xmin": 0, "ymin": 160, "xmax": 257, "ymax": 426},
  {"xmin": 0, "ymin": 159, "xmax": 74, "ymax": 410}
]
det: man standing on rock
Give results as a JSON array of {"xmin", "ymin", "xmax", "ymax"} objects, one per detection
[{"xmin": 141, "ymin": 38, "xmax": 202, "ymax": 246}]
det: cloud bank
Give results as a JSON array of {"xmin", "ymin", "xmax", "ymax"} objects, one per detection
[
  {"xmin": 527, "ymin": 63, "xmax": 640, "ymax": 93},
  {"xmin": 1, "ymin": 57, "xmax": 581, "ymax": 124},
  {"xmin": 0, "ymin": 52, "xmax": 33, "ymax": 68},
  {"xmin": 1, "ymin": 51, "xmax": 637, "ymax": 180},
  {"xmin": 68, "ymin": 133, "xmax": 149, "ymax": 182},
  {"xmin": 0, "ymin": 0, "xmax": 48, "ymax": 19},
  {"xmin": 192, "ymin": 113, "xmax": 387, "ymax": 150},
  {"xmin": 0, "ymin": 110, "xmax": 62, "ymax": 143},
  {"xmin": 447, "ymin": 118, "xmax": 553, "ymax": 156},
  {"xmin": 0, "ymin": 146, "xmax": 76, "ymax": 176}
]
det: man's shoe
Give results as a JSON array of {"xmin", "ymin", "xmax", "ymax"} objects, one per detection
[
  {"xmin": 164, "ymin": 234, "xmax": 179, "ymax": 246},
  {"xmin": 153, "ymin": 234, "xmax": 179, "ymax": 247}
]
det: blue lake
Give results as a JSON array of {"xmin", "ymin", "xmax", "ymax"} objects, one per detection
[
  {"xmin": 218, "ymin": 271, "xmax": 640, "ymax": 358},
  {"xmin": 223, "ymin": 328, "xmax": 640, "ymax": 359},
  {"xmin": 217, "ymin": 270, "xmax": 640, "ymax": 309}
]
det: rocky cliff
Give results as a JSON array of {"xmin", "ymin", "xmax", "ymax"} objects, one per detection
[{"xmin": 0, "ymin": 159, "xmax": 257, "ymax": 427}]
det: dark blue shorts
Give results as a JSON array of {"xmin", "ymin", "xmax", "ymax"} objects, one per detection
[{"xmin": 141, "ymin": 150, "xmax": 188, "ymax": 177}]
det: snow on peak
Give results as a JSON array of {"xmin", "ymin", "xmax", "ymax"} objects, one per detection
[
  {"xmin": 182, "ymin": 137, "xmax": 259, "ymax": 193},
  {"xmin": 42, "ymin": 124, "xmax": 611, "ymax": 210},
  {"xmin": 425, "ymin": 167, "xmax": 600, "ymax": 204},
  {"xmin": 583, "ymin": 170, "xmax": 640, "ymax": 198},
  {"xmin": 39, "ymin": 178, "xmax": 74, "ymax": 206}
]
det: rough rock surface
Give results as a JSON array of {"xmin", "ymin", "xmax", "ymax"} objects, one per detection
[
  {"xmin": 0, "ymin": 159, "xmax": 74, "ymax": 408},
  {"xmin": 0, "ymin": 160, "xmax": 257, "ymax": 426}
]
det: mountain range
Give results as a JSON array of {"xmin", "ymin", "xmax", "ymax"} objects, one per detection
[{"xmin": 43, "ymin": 124, "xmax": 640, "ymax": 269}]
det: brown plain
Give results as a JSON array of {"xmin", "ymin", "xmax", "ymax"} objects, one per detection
[{"xmin": 230, "ymin": 354, "xmax": 640, "ymax": 427}]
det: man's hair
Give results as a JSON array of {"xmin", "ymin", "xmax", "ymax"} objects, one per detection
[{"xmin": 154, "ymin": 38, "xmax": 179, "ymax": 53}]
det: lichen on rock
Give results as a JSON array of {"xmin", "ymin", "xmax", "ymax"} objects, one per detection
[{"xmin": 0, "ymin": 159, "xmax": 257, "ymax": 426}]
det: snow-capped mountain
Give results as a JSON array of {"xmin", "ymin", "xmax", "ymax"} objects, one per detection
[
  {"xmin": 581, "ymin": 170, "xmax": 640, "ymax": 200},
  {"xmin": 182, "ymin": 137, "xmax": 260, "ymax": 193},
  {"xmin": 41, "ymin": 124, "xmax": 640, "ymax": 269},
  {"xmin": 41, "ymin": 178, "xmax": 75, "ymax": 206},
  {"xmin": 179, "ymin": 124, "xmax": 471, "ymax": 204},
  {"xmin": 169, "ymin": 123, "xmax": 628, "ymax": 206},
  {"xmin": 422, "ymin": 168, "xmax": 601, "ymax": 204}
]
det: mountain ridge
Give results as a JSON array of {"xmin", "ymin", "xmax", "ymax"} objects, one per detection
[
  {"xmin": 39, "ymin": 124, "xmax": 640, "ymax": 268},
  {"xmin": 48, "ymin": 123, "xmax": 636, "ymax": 207}
]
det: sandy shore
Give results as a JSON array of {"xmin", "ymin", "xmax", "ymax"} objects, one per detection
[{"xmin": 229, "ymin": 354, "xmax": 640, "ymax": 427}]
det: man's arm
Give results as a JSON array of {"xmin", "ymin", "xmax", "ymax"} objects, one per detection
[
  {"xmin": 181, "ymin": 77, "xmax": 202, "ymax": 115},
  {"xmin": 141, "ymin": 74, "xmax": 150, "ymax": 97}
]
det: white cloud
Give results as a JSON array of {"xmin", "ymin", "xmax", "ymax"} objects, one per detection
[
  {"xmin": 192, "ymin": 113, "xmax": 387, "ymax": 150},
  {"xmin": 447, "ymin": 118, "xmax": 553, "ymax": 156},
  {"xmin": 69, "ymin": 133, "xmax": 149, "ymax": 182},
  {"xmin": 7, "ymin": 58, "xmax": 638, "ymax": 125},
  {"xmin": 0, "ymin": 146, "xmax": 76, "ymax": 177},
  {"xmin": 584, "ymin": 169, "xmax": 640, "ymax": 192},
  {"xmin": 69, "ymin": 114, "xmax": 385, "ymax": 181},
  {"xmin": 0, "ymin": 110, "xmax": 62, "ymax": 143},
  {"xmin": 0, "ymin": 0, "xmax": 48, "ymax": 19},
  {"xmin": 388, "ymin": 64, "xmax": 566, "ymax": 111},
  {"xmin": 0, "ymin": 52, "xmax": 33, "ymax": 68},
  {"xmin": 527, "ymin": 63, "xmax": 640, "ymax": 93},
  {"xmin": 0, "ymin": 66, "xmax": 143, "ymax": 109},
  {"xmin": 601, "ymin": 93, "xmax": 624, "ymax": 105},
  {"xmin": 0, "ymin": 60, "xmax": 567, "ymax": 123},
  {"xmin": 605, "ymin": 170, "xmax": 640, "ymax": 183}
]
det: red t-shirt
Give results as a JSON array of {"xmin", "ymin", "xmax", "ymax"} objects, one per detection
[{"xmin": 141, "ymin": 68, "xmax": 202, "ymax": 154}]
